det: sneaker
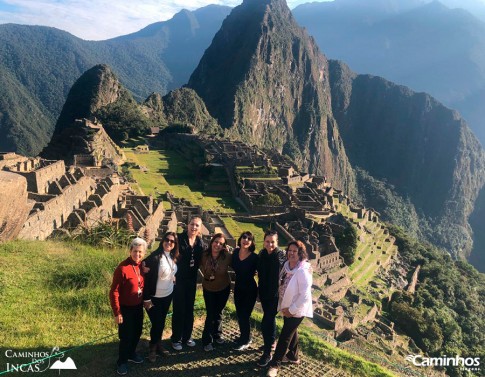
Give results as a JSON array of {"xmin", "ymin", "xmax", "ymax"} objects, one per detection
[
  {"xmin": 204, "ymin": 343, "xmax": 214, "ymax": 352},
  {"xmin": 127, "ymin": 353, "xmax": 144, "ymax": 364},
  {"xmin": 257, "ymin": 353, "xmax": 272, "ymax": 367},
  {"xmin": 282, "ymin": 355, "xmax": 301, "ymax": 365},
  {"xmin": 233, "ymin": 340, "xmax": 252, "ymax": 351},
  {"xmin": 172, "ymin": 342, "xmax": 182, "ymax": 351},
  {"xmin": 215, "ymin": 337, "xmax": 225, "ymax": 345},
  {"xmin": 116, "ymin": 363, "xmax": 128, "ymax": 376},
  {"xmin": 186, "ymin": 339, "xmax": 196, "ymax": 347},
  {"xmin": 267, "ymin": 367, "xmax": 279, "ymax": 377}
]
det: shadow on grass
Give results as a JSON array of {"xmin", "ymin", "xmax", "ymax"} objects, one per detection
[{"xmin": 0, "ymin": 336, "xmax": 268, "ymax": 377}]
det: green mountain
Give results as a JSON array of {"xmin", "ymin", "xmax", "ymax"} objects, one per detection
[
  {"xmin": 188, "ymin": 0, "xmax": 355, "ymax": 194},
  {"xmin": 329, "ymin": 60, "xmax": 485, "ymax": 260},
  {"xmin": 186, "ymin": 0, "xmax": 485, "ymax": 262},
  {"xmin": 42, "ymin": 65, "xmax": 220, "ymax": 162},
  {"xmin": 0, "ymin": 66, "xmax": 54, "ymax": 155},
  {"xmin": 0, "ymin": 5, "xmax": 231, "ymax": 155},
  {"xmin": 41, "ymin": 64, "xmax": 150, "ymax": 162},
  {"xmin": 149, "ymin": 87, "xmax": 221, "ymax": 135},
  {"xmin": 293, "ymin": 0, "xmax": 485, "ymax": 146}
]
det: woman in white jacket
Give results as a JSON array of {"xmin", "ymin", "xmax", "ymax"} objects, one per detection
[{"xmin": 266, "ymin": 240, "xmax": 313, "ymax": 377}]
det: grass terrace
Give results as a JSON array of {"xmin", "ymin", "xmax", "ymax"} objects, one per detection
[{"xmin": 123, "ymin": 148, "xmax": 243, "ymax": 214}]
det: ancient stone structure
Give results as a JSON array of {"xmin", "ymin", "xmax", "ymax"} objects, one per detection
[
  {"xmin": 0, "ymin": 152, "xmax": 28, "ymax": 170},
  {"xmin": 1, "ymin": 153, "xmax": 162, "ymax": 244},
  {"xmin": 71, "ymin": 118, "xmax": 126, "ymax": 167},
  {"xmin": 0, "ymin": 171, "xmax": 33, "ymax": 241}
]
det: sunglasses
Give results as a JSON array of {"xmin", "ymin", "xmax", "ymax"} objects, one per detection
[
  {"xmin": 241, "ymin": 235, "xmax": 252, "ymax": 241},
  {"xmin": 164, "ymin": 238, "xmax": 175, "ymax": 244}
]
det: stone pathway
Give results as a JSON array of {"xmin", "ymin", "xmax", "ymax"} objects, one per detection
[{"xmin": 76, "ymin": 317, "xmax": 350, "ymax": 377}]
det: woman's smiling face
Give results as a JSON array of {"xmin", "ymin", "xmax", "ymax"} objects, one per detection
[{"xmin": 287, "ymin": 244, "xmax": 299, "ymax": 265}]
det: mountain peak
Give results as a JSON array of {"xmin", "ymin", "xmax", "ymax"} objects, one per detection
[{"xmin": 188, "ymin": 0, "xmax": 355, "ymax": 192}]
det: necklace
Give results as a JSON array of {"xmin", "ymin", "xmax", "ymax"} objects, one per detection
[{"xmin": 131, "ymin": 264, "xmax": 142, "ymax": 297}]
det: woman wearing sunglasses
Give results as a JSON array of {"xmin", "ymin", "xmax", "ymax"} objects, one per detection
[
  {"xmin": 142, "ymin": 232, "xmax": 179, "ymax": 363},
  {"xmin": 232, "ymin": 231, "xmax": 259, "ymax": 351},
  {"xmin": 200, "ymin": 233, "xmax": 232, "ymax": 351},
  {"xmin": 109, "ymin": 237, "xmax": 147, "ymax": 376}
]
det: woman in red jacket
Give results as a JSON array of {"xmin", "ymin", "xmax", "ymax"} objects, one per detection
[{"xmin": 109, "ymin": 237, "xmax": 147, "ymax": 376}]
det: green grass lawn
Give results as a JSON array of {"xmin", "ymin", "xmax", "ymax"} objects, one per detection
[
  {"xmin": 220, "ymin": 217, "xmax": 269, "ymax": 250},
  {"xmin": 0, "ymin": 239, "xmax": 395, "ymax": 377},
  {"xmin": 124, "ymin": 149, "xmax": 243, "ymax": 213}
]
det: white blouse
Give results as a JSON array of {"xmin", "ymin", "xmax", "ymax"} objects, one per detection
[{"xmin": 154, "ymin": 251, "xmax": 177, "ymax": 298}]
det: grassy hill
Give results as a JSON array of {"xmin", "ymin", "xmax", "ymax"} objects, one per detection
[{"xmin": 0, "ymin": 239, "xmax": 395, "ymax": 377}]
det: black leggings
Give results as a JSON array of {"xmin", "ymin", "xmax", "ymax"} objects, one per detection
[
  {"xmin": 147, "ymin": 294, "xmax": 173, "ymax": 345},
  {"xmin": 234, "ymin": 286, "xmax": 257, "ymax": 344},
  {"xmin": 118, "ymin": 304, "xmax": 143, "ymax": 365},
  {"xmin": 202, "ymin": 286, "xmax": 231, "ymax": 346}
]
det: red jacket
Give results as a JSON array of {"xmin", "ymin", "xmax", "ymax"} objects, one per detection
[{"xmin": 109, "ymin": 257, "xmax": 144, "ymax": 316}]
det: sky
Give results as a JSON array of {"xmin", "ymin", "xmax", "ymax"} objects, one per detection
[{"xmin": 0, "ymin": 0, "xmax": 331, "ymax": 41}]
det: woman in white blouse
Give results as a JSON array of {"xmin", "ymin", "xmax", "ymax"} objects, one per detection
[
  {"xmin": 266, "ymin": 240, "xmax": 313, "ymax": 377},
  {"xmin": 142, "ymin": 232, "xmax": 179, "ymax": 362}
]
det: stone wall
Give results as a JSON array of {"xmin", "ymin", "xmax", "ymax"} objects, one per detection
[
  {"xmin": 0, "ymin": 171, "xmax": 33, "ymax": 241},
  {"xmin": 18, "ymin": 175, "xmax": 96, "ymax": 240},
  {"xmin": 8, "ymin": 160, "xmax": 66, "ymax": 194}
]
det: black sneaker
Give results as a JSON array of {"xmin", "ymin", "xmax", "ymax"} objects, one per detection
[
  {"xmin": 116, "ymin": 363, "xmax": 128, "ymax": 375},
  {"xmin": 128, "ymin": 353, "xmax": 144, "ymax": 364},
  {"xmin": 257, "ymin": 353, "xmax": 272, "ymax": 367}
]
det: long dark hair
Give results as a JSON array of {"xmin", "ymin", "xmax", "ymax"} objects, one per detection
[
  {"xmin": 206, "ymin": 233, "xmax": 228, "ymax": 260},
  {"xmin": 161, "ymin": 231, "xmax": 180, "ymax": 263},
  {"xmin": 237, "ymin": 231, "xmax": 256, "ymax": 253}
]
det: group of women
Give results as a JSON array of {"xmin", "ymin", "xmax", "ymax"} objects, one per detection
[{"xmin": 109, "ymin": 216, "xmax": 313, "ymax": 377}]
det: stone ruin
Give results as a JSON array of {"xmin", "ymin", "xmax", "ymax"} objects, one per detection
[{"xmin": 0, "ymin": 154, "xmax": 163, "ymax": 245}]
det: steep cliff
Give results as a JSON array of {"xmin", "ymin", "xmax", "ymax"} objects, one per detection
[
  {"xmin": 329, "ymin": 59, "xmax": 485, "ymax": 258},
  {"xmin": 188, "ymin": 0, "xmax": 355, "ymax": 193}
]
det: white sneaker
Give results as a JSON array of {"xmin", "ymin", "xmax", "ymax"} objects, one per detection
[
  {"xmin": 171, "ymin": 342, "xmax": 182, "ymax": 351},
  {"xmin": 186, "ymin": 339, "xmax": 196, "ymax": 347},
  {"xmin": 204, "ymin": 343, "xmax": 214, "ymax": 352},
  {"xmin": 267, "ymin": 367, "xmax": 278, "ymax": 377},
  {"xmin": 234, "ymin": 340, "xmax": 252, "ymax": 351}
]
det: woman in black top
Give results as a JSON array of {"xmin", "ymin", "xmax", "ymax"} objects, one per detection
[
  {"xmin": 171, "ymin": 216, "xmax": 205, "ymax": 351},
  {"xmin": 231, "ymin": 231, "xmax": 259, "ymax": 350}
]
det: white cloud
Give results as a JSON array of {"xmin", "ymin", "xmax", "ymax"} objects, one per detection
[{"xmin": 0, "ymin": 0, "xmax": 329, "ymax": 40}]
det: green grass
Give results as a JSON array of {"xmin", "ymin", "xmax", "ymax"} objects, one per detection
[
  {"xmin": 0, "ymin": 240, "xmax": 125, "ymax": 349},
  {"xmin": 124, "ymin": 148, "xmax": 243, "ymax": 213},
  {"xmin": 220, "ymin": 217, "xmax": 269, "ymax": 250}
]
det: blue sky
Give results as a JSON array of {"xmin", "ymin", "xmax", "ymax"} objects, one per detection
[{"xmin": 0, "ymin": 0, "xmax": 331, "ymax": 40}]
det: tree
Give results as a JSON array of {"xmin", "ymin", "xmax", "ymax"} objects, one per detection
[
  {"xmin": 255, "ymin": 193, "xmax": 283, "ymax": 206},
  {"xmin": 334, "ymin": 220, "xmax": 358, "ymax": 265}
]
